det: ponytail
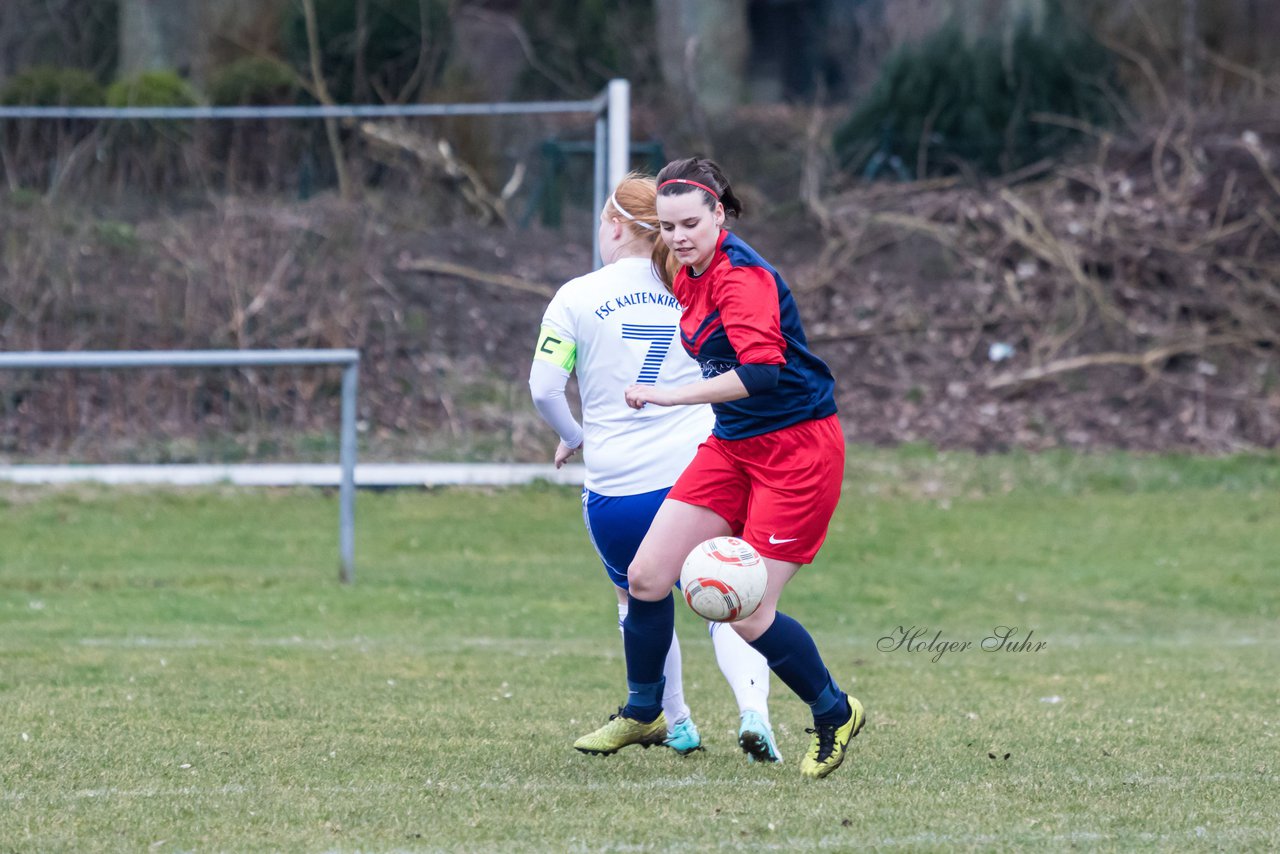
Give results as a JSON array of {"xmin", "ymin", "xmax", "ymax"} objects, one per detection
[{"xmin": 651, "ymin": 240, "xmax": 679, "ymax": 291}]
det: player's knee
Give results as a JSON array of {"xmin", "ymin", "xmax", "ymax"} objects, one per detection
[
  {"xmin": 731, "ymin": 604, "xmax": 775, "ymax": 643},
  {"xmin": 625, "ymin": 557, "xmax": 666, "ymax": 601}
]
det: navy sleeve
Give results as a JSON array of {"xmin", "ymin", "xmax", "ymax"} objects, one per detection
[{"xmin": 734, "ymin": 363, "xmax": 781, "ymax": 395}]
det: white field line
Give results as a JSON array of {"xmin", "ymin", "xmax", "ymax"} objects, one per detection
[
  {"xmin": 0, "ymin": 462, "xmax": 586, "ymax": 488},
  {"xmin": 995, "ymin": 634, "xmax": 1268, "ymax": 650},
  {"xmin": 7, "ymin": 773, "xmax": 1273, "ymax": 800},
  {"xmin": 0, "ymin": 779, "xmax": 775, "ymax": 809},
  {"xmin": 68, "ymin": 633, "xmax": 1279, "ymax": 653},
  {"xmin": 70, "ymin": 635, "xmax": 621, "ymax": 658},
  {"xmin": 690, "ymin": 828, "xmax": 1275, "ymax": 851}
]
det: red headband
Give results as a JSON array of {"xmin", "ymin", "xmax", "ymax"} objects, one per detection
[{"xmin": 659, "ymin": 178, "xmax": 720, "ymax": 200}]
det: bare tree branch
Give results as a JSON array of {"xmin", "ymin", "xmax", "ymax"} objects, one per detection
[{"xmin": 301, "ymin": 0, "xmax": 353, "ymax": 200}]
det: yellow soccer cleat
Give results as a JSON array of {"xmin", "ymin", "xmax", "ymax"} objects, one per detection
[
  {"xmin": 800, "ymin": 696, "xmax": 865, "ymax": 780},
  {"xmin": 574, "ymin": 709, "xmax": 668, "ymax": 756}
]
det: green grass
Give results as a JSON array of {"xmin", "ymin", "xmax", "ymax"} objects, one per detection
[{"xmin": 1, "ymin": 449, "xmax": 1278, "ymax": 852}]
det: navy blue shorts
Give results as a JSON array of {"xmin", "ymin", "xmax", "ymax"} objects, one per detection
[{"xmin": 582, "ymin": 486, "xmax": 671, "ymax": 589}]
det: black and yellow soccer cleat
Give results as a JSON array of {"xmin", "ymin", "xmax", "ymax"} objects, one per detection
[{"xmin": 800, "ymin": 696, "xmax": 865, "ymax": 780}]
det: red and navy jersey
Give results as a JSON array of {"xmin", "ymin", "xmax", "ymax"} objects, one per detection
[{"xmin": 673, "ymin": 230, "xmax": 837, "ymax": 440}]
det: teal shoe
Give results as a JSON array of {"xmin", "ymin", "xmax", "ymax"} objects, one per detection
[
  {"xmin": 738, "ymin": 710, "xmax": 782, "ymax": 763},
  {"xmin": 664, "ymin": 717, "xmax": 703, "ymax": 755}
]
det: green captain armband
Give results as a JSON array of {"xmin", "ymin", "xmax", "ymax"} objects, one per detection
[{"xmin": 534, "ymin": 325, "xmax": 576, "ymax": 371}]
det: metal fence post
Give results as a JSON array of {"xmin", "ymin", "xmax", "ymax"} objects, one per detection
[
  {"xmin": 607, "ymin": 79, "xmax": 631, "ymax": 191},
  {"xmin": 338, "ymin": 359, "xmax": 359, "ymax": 584},
  {"xmin": 593, "ymin": 112, "xmax": 607, "ymax": 268},
  {"xmin": 0, "ymin": 348, "xmax": 362, "ymax": 582},
  {"xmin": 593, "ymin": 78, "xmax": 631, "ymax": 269}
]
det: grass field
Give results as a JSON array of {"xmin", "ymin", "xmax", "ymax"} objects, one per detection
[{"xmin": 2, "ymin": 448, "xmax": 1278, "ymax": 852}]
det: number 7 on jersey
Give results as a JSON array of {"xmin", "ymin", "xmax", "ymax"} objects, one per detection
[{"xmin": 621, "ymin": 324, "xmax": 677, "ymax": 385}]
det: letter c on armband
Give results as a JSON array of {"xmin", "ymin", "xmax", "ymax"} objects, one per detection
[{"xmin": 534, "ymin": 325, "xmax": 577, "ymax": 372}]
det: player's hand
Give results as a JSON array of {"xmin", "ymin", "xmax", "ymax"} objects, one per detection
[
  {"xmin": 554, "ymin": 440, "xmax": 580, "ymax": 468},
  {"xmin": 624, "ymin": 384, "xmax": 676, "ymax": 409}
]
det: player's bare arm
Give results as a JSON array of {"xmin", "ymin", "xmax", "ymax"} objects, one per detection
[{"xmin": 624, "ymin": 369, "xmax": 749, "ymax": 409}]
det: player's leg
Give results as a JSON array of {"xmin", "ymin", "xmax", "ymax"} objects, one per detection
[
  {"xmin": 618, "ymin": 498, "xmax": 730, "ymax": 723},
  {"xmin": 732, "ymin": 415, "xmax": 865, "ymax": 778},
  {"xmin": 708, "ymin": 620, "xmax": 770, "ymax": 719},
  {"xmin": 576, "ymin": 487, "xmax": 710, "ymax": 755},
  {"xmin": 578, "ymin": 442, "xmax": 746, "ymax": 753},
  {"xmin": 660, "ymin": 629, "xmax": 702, "ymax": 754},
  {"xmin": 708, "ymin": 620, "xmax": 781, "ymax": 762},
  {"xmin": 732, "ymin": 557, "xmax": 864, "ymax": 778},
  {"xmin": 612, "ymin": 586, "xmax": 700, "ymax": 754}
]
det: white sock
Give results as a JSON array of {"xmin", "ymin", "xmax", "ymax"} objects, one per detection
[
  {"xmin": 618, "ymin": 602, "xmax": 689, "ymax": 728},
  {"xmin": 661, "ymin": 631, "xmax": 690, "ymax": 726},
  {"xmin": 709, "ymin": 621, "xmax": 771, "ymax": 726}
]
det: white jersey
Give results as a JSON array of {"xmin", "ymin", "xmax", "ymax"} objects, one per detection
[{"xmin": 536, "ymin": 257, "xmax": 714, "ymax": 496}]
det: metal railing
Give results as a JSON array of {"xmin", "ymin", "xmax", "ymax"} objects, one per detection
[
  {"xmin": 0, "ymin": 349, "xmax": 361, "ymax": 583},
  {"xmin": 0, "ymin": 79, "xmax": 632, "ymax": 266}
]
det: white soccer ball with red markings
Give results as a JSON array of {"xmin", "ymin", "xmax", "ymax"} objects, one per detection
[{"xmin": 680, "ymin": 537, "xmax": 768, "ymax": 623}]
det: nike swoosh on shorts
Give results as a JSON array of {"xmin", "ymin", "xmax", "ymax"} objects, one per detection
[{"xmin": 768, "ymin": 534, "xmax": 799, "ymax": 544}]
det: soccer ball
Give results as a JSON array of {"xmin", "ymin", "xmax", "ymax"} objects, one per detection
[{"xmin": 679, "ymin": 537, "xmax": 768, "ymax": 623}]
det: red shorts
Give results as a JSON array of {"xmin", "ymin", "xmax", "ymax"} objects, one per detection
[{"xmin": 667, "ymin": 414, "xmax": 845, "ymax": 564}]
